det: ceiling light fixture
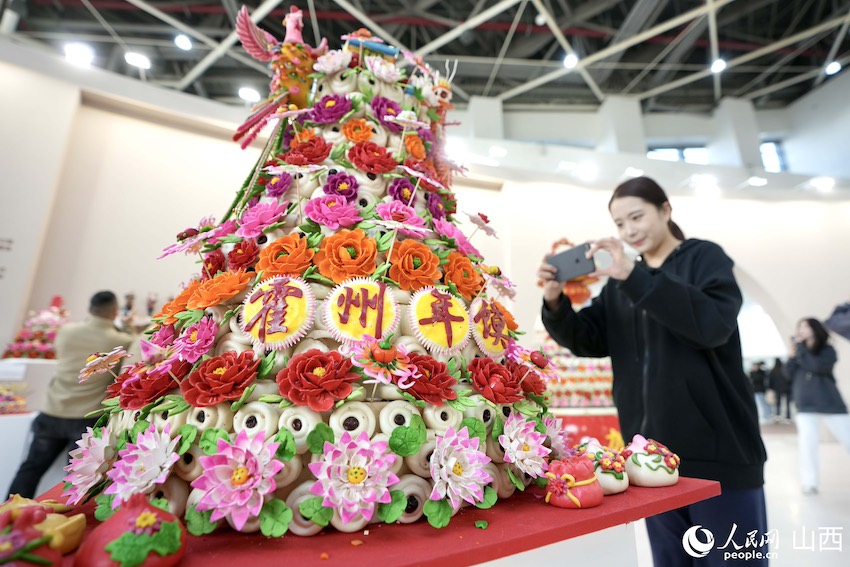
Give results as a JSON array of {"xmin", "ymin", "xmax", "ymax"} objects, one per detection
[
  {"xmin": 174, "ymin": 34, "xmax": 193, "ymax": 51},
  {"xmin": 746, "ymin": 176, "xmax": 768, "ymax": 187},
  {"xmin": 623, "ymin": 167, "xmax": 644, "ymax": 178},
  {"xmin": 563, "ymin": 53, "xmax": 578, "ymax": 69},
  {"xmin": 124, "ymin": 52, "xmax": 151, "ymax": 70},
  {"xmin": 534, "ymin": 14, "xmax": 547, "ymax": 26},
  {"xmin": 710, "ymin": 59, "xmax": 727, "ymax": 74},
  {"xmin": 806, "ymin": 176, "xmax": 835, "ymax": 193},
  {"xmin": 238, "ymin": 87, "xmax": 261, "ymax": 103},
  {"xmin": 825, "ymin": 61, "xmax": 842, "ymax": 76},
  {"xmin": 64, "ymin": 43, "xmax": 95, "ymax": 67}
]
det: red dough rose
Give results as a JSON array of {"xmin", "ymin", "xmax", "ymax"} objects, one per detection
[
  {"xmin": 226, "ymin": 239, "xmax": 260, "ymax": 271},
  {"xmin": 397, "ymin": 353, "xmax": 458, "ymax": 406},
  {"xmin": 284, "ymin": 136, "xmax": 332, "ymax": 165},
  {"xmin": 200, "ymin": 249, "xmax": 225, "ymax": 280},
  {"xmin": 348, "ymin": 142, "xmax": 398, "ymax": 174},
  {"xmin": 505, "ymin": 360, "xmax": 546, "ymax": 396},
  {"xmin": 468, "ymin": 358, "xmax": 523, "ymax": 404},
  {"xmin": 180, "ymin": 351, "xmax": 259, "ymax": 407},
  {"xmin": 276, "ymin": 349, "xmax": 361, "ymax": 412},
  {"xmin": 107, "ymin": 360, "xmax": 192, "ymax": 410}
]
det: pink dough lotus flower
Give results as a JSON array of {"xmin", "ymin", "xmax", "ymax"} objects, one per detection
[
  {"xmin": 340, "ymin": 334, "xmax": 411, "ymax": 386},
  {"xmin": 308, "ymin": 431, "xmax": 399, "ymax": 524},
  {"xmin": 429, "ymin": 426, "xmax": 492, "ymax": 511},
  {"xmin": 499, "ymin": 412, "xmax": 550, "ymax": 478},
  {"xmin": 236, "ymin": 201, "xmax": 288, "ymax": 239},
  {"xmin": 432, "ymin": 218, "xmax": 481, "ymax": 258},
  {"xmin": 191, "ymin": 429, "xmax": 284, "ymax": 531},
  {"xmin": 63, "ymin": 426, "xmax": 117, "ymax": 506},
  {"xmin": 105, "ymin": 423, "xmax": 181, "ymax": 508},
  {"xmin": 173, "ymin": 316, "xmax": 217, "ymax": 364},
  {"xmin": 304, "ymin": 195, "xmax": 361, "ymax": 229},
  {"xmin": 542, "ymin": 414, "xmax": 573, "ymax": 461},
  {"xmin": 79, "ymin": 346, "xmax": 128, "ymax": 382}
]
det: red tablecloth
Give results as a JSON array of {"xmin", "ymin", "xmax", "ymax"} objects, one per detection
[{"xmin": 43, "ymin": 477, "xmax": 719, "ymax": 567}]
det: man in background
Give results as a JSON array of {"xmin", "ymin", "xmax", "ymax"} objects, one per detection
[{"xmin": 6, "ymin": 291, "xmax": 134, "ymax": 498}]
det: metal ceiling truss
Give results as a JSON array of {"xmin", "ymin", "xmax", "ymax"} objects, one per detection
[{"xmin": 2, "ymin": 0, "xmax": 849, "ymax": 112}]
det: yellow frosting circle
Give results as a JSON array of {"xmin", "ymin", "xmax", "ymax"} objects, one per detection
[
  {"xmin": 240, "ymin": 276, "xmax": 315, "ymax": 349},
  {"xmin": 409, "ymin": 287, "xmax": 470, "ymax": 354},
  {"xmin": 323, "ymin": 278, "xmax": 400, "ymax": 344},
  {"xmin": 470, "ymin": 298, "xmax": 511, "ymax": 358}
]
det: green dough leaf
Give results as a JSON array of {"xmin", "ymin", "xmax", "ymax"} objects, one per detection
[
  {"xmin": 185, "ymin": 503, "xmax": 217, "ymax": 536},
  {"xmin": 149, "ymin": 497, "xmax": 169, "ymax": 512},
  {"xmin": 104, "ymin": 520, "xmax": 182, "ymax": 567},
  {"xmin": 299, "ymin": 496, "xmax": 334, "ymax": 528},
  {"xmin": 129, "ymin": 419, "xmax": 151, "ymax": 441},
  {"xmin": 259, "ymin": 498, "xmax": 293, "ymax": 538},
  {"xmin": 491, "ymin": 414, "xmax": 504, "ymax": 441},
  {"xmin": 94, "ymin": 492, "xmax": 116, "ymax": 521},
  {"xmin": 376, "ymin": 490, "xmax": 406, "ymax": 524},
  {"xmin": 474, "ymin": 486, "xmax": 498, "ymax": 510},
  {"xmin": 423, "ymin": 499, "xmax": 453, "ymax": 529},
  {"xmin": 230, "ymin": 384, "xmax": 256, "ymax": 412},
  {"xmin": 307, "ymin": 423, "xmax": 335, "ymax": 454},
  {"xmin": 460, "ymin": 417, "xmax": 487, "ymax": 447},
  {"xmin": 176, "ymin": 424, "xmax": 198, "ymax": 455},
  {"xmin": 389, "ymin": 415, "xmax": 427, "ymax": 457},
  {"xmin": 475, "ymin": 520, "xmax": 489, "ymax": 530},
  {"xmin": 513, "ymin": 399, "xmax": 539, "ymax": 418},
  {"xmin": 199, "ymin": 428, "xmax": 230, "ymax": 456},
  {"xmin": 506, "ymin": 466, "xmax": 526, "ymax": 492},
  {"xmin": 257, "ymin": 351, "xmax": 277, "ymax": 380},
  {"xmin": 273, "ymin": 427, "xmax": 297, "ymax": 462}
]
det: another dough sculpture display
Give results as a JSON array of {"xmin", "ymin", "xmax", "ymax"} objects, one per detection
[
  {"xmin": 59, "ymin": 5, "xmax": 577, "ymax": 542},
  {"xmin": 2, "ymin": 296, "xmax": 69, "ymax": 360},
  {"xmin": 621, "ymin": 435, "xmax": 681, "ymax": 487}
]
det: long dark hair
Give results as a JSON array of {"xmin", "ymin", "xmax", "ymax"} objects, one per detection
[
  {"xmin": 800, "ymin": 317, "xmax": 830, "ymax": 355},
  {"xmin": 609, "ymin": 176, "xmax": 686, "ymax": 240}
]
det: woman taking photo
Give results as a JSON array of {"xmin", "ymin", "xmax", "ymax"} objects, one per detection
[
  {"xmin": 787, "ymin": 317, "xmax": 850, "ymax": 495},
  {"xmin": 538, "ymin": 176, "xmax": 767, "ymax": 566}
]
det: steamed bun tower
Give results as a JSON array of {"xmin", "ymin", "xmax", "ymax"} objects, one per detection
[{"xmin": 64, "ymin": 5, "xmax": 573, "ymax": 537}]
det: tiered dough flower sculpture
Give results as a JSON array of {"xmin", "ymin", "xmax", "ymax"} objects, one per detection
[{"xmin": 65, "ymin": 5, "xmax": 573, "ymax": 537}]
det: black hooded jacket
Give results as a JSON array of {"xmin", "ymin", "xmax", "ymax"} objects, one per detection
[{"xmin": 542, "ymin": 239, "xmax": 766, "ymax": 489}]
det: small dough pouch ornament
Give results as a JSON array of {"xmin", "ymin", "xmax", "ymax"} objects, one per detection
[
  {"xmin": 543, "ymin": 456, "xmax": 604, "ymax": 509},
  {"xmin": 622, "ymin": 434, "xmax": 680, "ymax": 487},
  {"xmin": 577, "ymin": 438, "xmax": 628, "ymax": 495},
  {"xmin": 74, "ymin": 494, "xmax": 186, "ymax": 567}
]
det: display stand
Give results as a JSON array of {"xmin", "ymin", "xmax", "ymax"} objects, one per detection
[
  {"xmin": 552, "ymin": 407, "xmax": 621, "ymax": 445},
  {"xmin": 0, "ymin": 358, "xmax": 57, "ymax": 412},
  {"xmin": 43, "ymin": 477, "xmax": 719, "ymax": 567}
]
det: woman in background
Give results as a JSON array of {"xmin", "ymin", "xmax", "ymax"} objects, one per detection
[
  {"xmin": 787, "ymin": 317, "xmax": 850, "ymax": 494},
  {"xmin": 539, "ymin": 176, "xmax": 767, "ymax": 566}
]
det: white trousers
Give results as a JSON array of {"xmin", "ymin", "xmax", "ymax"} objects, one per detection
[{"xmin": 795, "ymin": 412, "xmax": 850, "ymax": 489}]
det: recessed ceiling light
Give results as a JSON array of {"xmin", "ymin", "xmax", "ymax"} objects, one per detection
[
  {"xmin": 689, "ymin": 174, "xmax": 721, "ymax": 197},
  {"xmin": 575, "ymin": 162, "xmax": 598, "ymax": 182},
  {"xmin": 488, "ymin": 146, "xmax": 508, "ymax": 158},
  {"xmin": 64, "ymin": 43, "xmax": 95, "ymax": 67},
  {"xmin": 238, "ymin": 87, "xmax": 261, "ymax": 103},
  {"xmin": 807, "ymin": 176, "xmax": 835, "ymax": 193},
  {"xmin": 623, "ymin": 167, "xmax": 644, "ymax": 178},
  {"xmin": 710, "ymin": 59, "xmax": 727, "ymax": 73},
  {"xmin": 534, "ymin": 14, "xmax": 547, "ymax": 26},
  {"xmin": 825, "ymin": 61, "xmax": 842, "ymax": 76},
  {"xmin": 746, "ymin": 176, "xmax": 768, "ymax": 187},
  {"xmin": 563, "ymin": 53, "xmax": 578, "ymax": 69},
  {"xmin": 174, "ymin": 34, "xmax": 193, "ymax": 51},
  {"xmin": 124, "ymin": 52, "xmax": 151, "ymax": 70}
]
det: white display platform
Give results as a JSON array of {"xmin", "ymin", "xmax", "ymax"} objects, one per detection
[
  {"xmin": 0, "ymin": 358, "xmax": 56, "ymax": 412},
  {"xmin": 0, "ymin": 412, "xmax": 67, "ymax": 498}
]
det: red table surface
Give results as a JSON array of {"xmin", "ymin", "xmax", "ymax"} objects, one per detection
[{"xmin": 42, "ymin": 477, "xmax": 719, "ymax": 567}]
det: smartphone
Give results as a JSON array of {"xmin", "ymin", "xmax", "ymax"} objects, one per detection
[{"xmin": 547, "ymin": 243, "xmax": 596, "ymax": 282}]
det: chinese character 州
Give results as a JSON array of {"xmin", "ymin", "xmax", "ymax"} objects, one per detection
[
  {"xmin": 335, "ymin": 283, "xmax": 388, "ymax": 338},
  {"xmin": 419, "ymin": 290, "xmax": 465, "ymax": 347},
  {"xmin": 244, "ymin": 278, "xmax": 304, "ymax": 342},
  {"xmin": 473, "ymin": 300, "xmax": 510, "ymax": 349}
]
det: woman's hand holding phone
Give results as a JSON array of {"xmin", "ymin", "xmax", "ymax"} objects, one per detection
[{"xmin": 587, "ymin": 237, "xmax": 635, "ymax": 281}]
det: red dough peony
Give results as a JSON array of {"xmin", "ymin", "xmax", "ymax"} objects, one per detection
[
  {"xmin": 180, "ymin": 351, "xmax": 259, "ymax": 407},
  {"xmin": 276, "ymin": 349, "xmax": 361, "ymax": 412},
  {"xmin": 544, "ymin": 456, "xmax": 604, "ymax": 509},
  {"xmin": 468, "ymin": 358, "xmax": 524, "ymax": 404}
]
